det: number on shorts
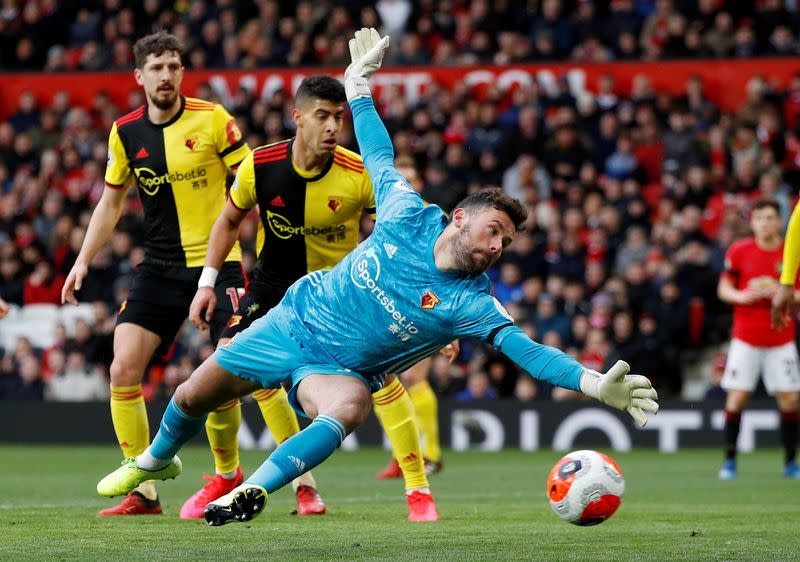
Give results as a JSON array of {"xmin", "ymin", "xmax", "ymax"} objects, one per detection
[{"xmin": 226, "ymin": 287, "xmax": 244, "ymax": 310}]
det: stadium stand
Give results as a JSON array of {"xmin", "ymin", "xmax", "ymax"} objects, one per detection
[{"xmin": 2, "ymin": 0, "xmax": 800, "ymax": 403}]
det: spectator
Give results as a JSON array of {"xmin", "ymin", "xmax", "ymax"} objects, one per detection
[
  {"xmin": 514, "ymin": 375, "xmax": 538, "ymax": 402},
  {"xmin": 494, "ymin": 262, "xmax": 524, "ymax": 305},
  {"xmin": 46, "ymin": 350, "xmax": 108, "ymax": 401},
  {"xmin": 455, "ymin": 369, "xmax": 497, "ymax": 401},
  {"xmin": 23, "ymin": 261, "xmax": 64, "ymax": 305},
  {"xmin": 605, "ymin": 132, "xmax": 638, "ymax": 180},
  {"xmin": 533, "ymin": 293, "xmax": 570, "ymax": 343},
  {"xmin": 529, "ymin": 0, "xmax": 573, "ymax": 57},
  {"xmin": 662, "ymin": 108, "xmax": 699, "ymax": 177},
  {"xmin": 0, "ymin": 354, "xmax": 44, "ymax": 400}
]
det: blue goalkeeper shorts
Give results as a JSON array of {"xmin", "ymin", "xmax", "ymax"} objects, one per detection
[{"xmin": 214, "ymin": 306, "xmax": 383, "ymax": 417}]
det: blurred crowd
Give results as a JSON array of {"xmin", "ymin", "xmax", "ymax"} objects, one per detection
[
  {"xmin": 3, "ymin": 0, "xmax": 800, "ymax": 72},
  {"xmin": 4, "ymin": 1, "xmax": 800, "ymax": 402}
]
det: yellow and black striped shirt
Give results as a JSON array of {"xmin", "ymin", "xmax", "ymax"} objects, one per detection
[
  {"xmin": 229, "ymin": 139, "xmax": 375, "ymax": 296},
  {"xmin": 105, "ymin": 96, "xmax": 250, "ymax": 267}
]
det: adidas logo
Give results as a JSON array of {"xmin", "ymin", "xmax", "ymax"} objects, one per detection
[
  {"xmin": 383, "ymin": 243, "xmax": 397, "ymax": 259},
  {"xmin": 403, "ymin": 452, "xmax": 418, "ymax": 463},
  {"xmin": 288, "ymin": 455, "xmax": 306, "ymax": 472},
  {"xmin": 136, "ymin": 147, "xmax": 150, "ymax": 159},
  {"xmin": 271, "ymin": 195, "xmax": 285, "ymax": 207}
]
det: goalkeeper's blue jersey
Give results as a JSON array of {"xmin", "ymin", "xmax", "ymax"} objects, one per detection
[
  {"xmin": 265, "ymin": 97, "xmax": 584, "ymax": 391},
  {"xmin": 280, "ymin": 166, "xmax": 510, "ymax": 377}
]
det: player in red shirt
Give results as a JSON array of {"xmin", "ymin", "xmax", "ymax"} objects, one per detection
[{"xmin": 718, "ymin": 200, "xmax": 800, "ymax": 479}]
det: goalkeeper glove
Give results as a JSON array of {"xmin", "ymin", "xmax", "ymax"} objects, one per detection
[
  {"xmin": 579, "ymin": 360, "xmax": 659, "ymax": 427},
  {"xmin": 344, "ymin": 27, "xmax": 390, "ymax": 102}
]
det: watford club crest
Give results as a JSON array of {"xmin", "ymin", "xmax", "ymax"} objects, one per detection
[
  {"xmin": 185, "ymin": 135, "xmax": 198, "ymax": 151},
  {"xmin": 328, "ymin": 196, "xmax": 342, "ymax": 212},
  {"xmin": 420, "ymin": 290, "xmax": 441, "ymax": 310}
]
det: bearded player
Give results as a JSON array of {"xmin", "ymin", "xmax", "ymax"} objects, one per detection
[{"xmin": 183, "ymin": 74, "xmax": 439, "ymax": 521}]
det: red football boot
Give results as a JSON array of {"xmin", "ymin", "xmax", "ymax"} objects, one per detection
[
  {"xmin": 179, "ymin": 467, "xmax": 244, "ymax": 519},
  {"xmin": 406, "ymin": 490, "xmax": 439, "ymax": 522},
  {"xmin": 375, "ymin": 457, "xmax": 403, "ymax": 479},
  {"xmin": 98, "ymin": 491, "xmax": 162, "ymax": 516},
  {"xmin": 295, "ymin": 485, "xmax": 326, "ymax": 515}
]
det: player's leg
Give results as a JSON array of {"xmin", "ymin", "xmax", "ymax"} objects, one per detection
[
  {"xmin": 762, "ymin": 341, "xmax": 800, "ymax": 478},
  {"xmin": 251, "ymin": 386, "xmax": 326, "ymax": 515},
  {"xmin": 101, "ymin": 263, "xmax": 200, "ymax": 515},
  {"xmin": 373, "ymin": 372, "xmax": 439, "ymax": 521},
  {"xmin": 184, "ymin": 283, "xmax": 326, "ymax": 517},
  {"xmin": 98, "ymin": 354, "xmax": 260, "ymax": 498},
  {"xmin": 718, "ymin": 339, "xmax": 760, "ymax": 480},
  {"xmin": 720, "ymin": 389, "xmax": 751, "ymax": 479},
  {"xmin": 204, "ymin": 373, "xmax": 371, "ymax": 526},
  {"xmin": 776, "ymin": 391, "xmax": 800, "ymax": 478},
  {"xmin": 100, "ymin": 320, "xmax": 163, "ymax": 515},
  {"xmin": 403, "ymin": 356, "xmax": 443, "ymax": 474},
  {"xmin": 201, "ymin": 265, "xmax": 248, "ymax": 486},
  {"xmin": 181, "ymin": 270, "xmax": 249, "ymax": 519},
  {"xmin": 179, "ymin": 387, "xmax": 244, "ymax": 519},
  {"xmin": 374, "ymin": 374, "xmax": 424, "ymax": 482}
]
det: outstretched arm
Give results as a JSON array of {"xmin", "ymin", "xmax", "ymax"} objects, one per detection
[
  {"xmin": 345, "ymin": 28, "xmax": 422, "ymax": 221},
  {"xmin": 496, "ymin": 327, "xmax": 659, "ymax": 427},
  {"xmin": 456, "ymin": 294, "xmax": 658, "ymax": 426}
]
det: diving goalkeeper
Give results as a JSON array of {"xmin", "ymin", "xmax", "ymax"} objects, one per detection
[{"xmin": 96, "ymin": 28, "xmax": 659, "ymax": 526}]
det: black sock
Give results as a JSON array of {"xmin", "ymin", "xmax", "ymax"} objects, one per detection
[
  {"xmin": 780, "ymin": 411, "xmax": 799, "ymax": 465},
  {"xmin": 724, "ymin": 410, "xmax": 741, "ymax": 461}
]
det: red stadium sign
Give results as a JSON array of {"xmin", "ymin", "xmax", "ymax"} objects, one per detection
[{"xmin": 2, "ymin": 58, "xmax": 800, "ymax": 121}]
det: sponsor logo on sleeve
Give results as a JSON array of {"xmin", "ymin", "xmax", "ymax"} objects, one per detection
[
  {"xmin": 226, "ymin": 119, "xmax": 242, "ymax": 145},
  {"xmin": 493, "ymin": 297, "xmax": 513, "ymax": 321},
  {"xmin": 393, "ymin": 180, "xmax": 414, "ymax": 193}
]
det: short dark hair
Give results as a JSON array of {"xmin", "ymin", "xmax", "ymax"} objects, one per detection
[
  {"xmin": 751, "ymin": 199, "xmax": 780, "ymax": 215},
  {"xmin": 455, "ymin": 188, "xmax": 528, "ymax": 230},
  {"xmin": 294, "ymin": 74, "xmax": 346, "ymax": 107},
  {"xmin": 133, "ymin": 31, "xmax": 183, "ymax": 69}
]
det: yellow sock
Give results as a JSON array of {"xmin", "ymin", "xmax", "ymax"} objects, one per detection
[
  {"xmin": 110, "ymin": 384, "xmax": 156, "ymax": 500},
  {"xmin": 408, "ymin": 380, "xmax": 441, "ymax": 463},
  {"xmin": 373, "ymin": 378, "xmax": 429, "ymax": 490},
  {"xmin": 110, "ymin": 384, "xmax": 149, "ymax": 458},
  {"xmin": 206, "ymin": 399, "xmax": 241, "ymax": 475},
  {"xmin": 252, "ymin": 387, "xmax": 317, "ymax": 491}
]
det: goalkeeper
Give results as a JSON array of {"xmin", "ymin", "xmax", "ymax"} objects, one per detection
[{"xmin": 97, "ymin": 28, "xmax": 660, "ymax": 526}]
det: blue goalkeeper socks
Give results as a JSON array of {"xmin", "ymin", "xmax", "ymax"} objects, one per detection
[
  {"xmin": 148, "ymin": 397, "xmax": 208, "ymax": 461},
  {"xmin": 245, "ymin": 414, "xmax": 346, "ymax": 493}
]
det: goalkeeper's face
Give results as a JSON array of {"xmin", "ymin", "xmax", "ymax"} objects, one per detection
[
  {"xmin": 294, "ymin": 99, "xmax": 346, "ymax": 158},
  {"xmin": 451, "ymin": 208, "xmax": 515, "ymax": 275},
  {"xmin": 135, "ymin": 51, "xmax": 184, "ymax": 111}
]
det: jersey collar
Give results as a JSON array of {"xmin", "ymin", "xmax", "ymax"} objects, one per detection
[
  {"xmin": 146, "ymin": 96, "xmax": 186, "ymax": 129},
  {"xmin": 287, "ymin": 138, "xmax": 334, "ymax": 182}
]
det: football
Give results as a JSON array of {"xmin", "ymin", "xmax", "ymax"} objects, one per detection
[{"xmin": 546, "ymin": 450, "xmax": 625, "ymax": 526}]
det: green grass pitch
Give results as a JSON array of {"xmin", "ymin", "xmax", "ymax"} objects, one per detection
[{"xmin": 0, "ymin": 446, "xmax": 798, "ymax": 561}]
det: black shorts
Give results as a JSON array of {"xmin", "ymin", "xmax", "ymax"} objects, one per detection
[
  {"xmin": 219, "ymin": 288, "xmax": 284, "ymax": 341},
  {"xmin": 116, "ymin": 261, "xmax": 245, "ymax": 356}
]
